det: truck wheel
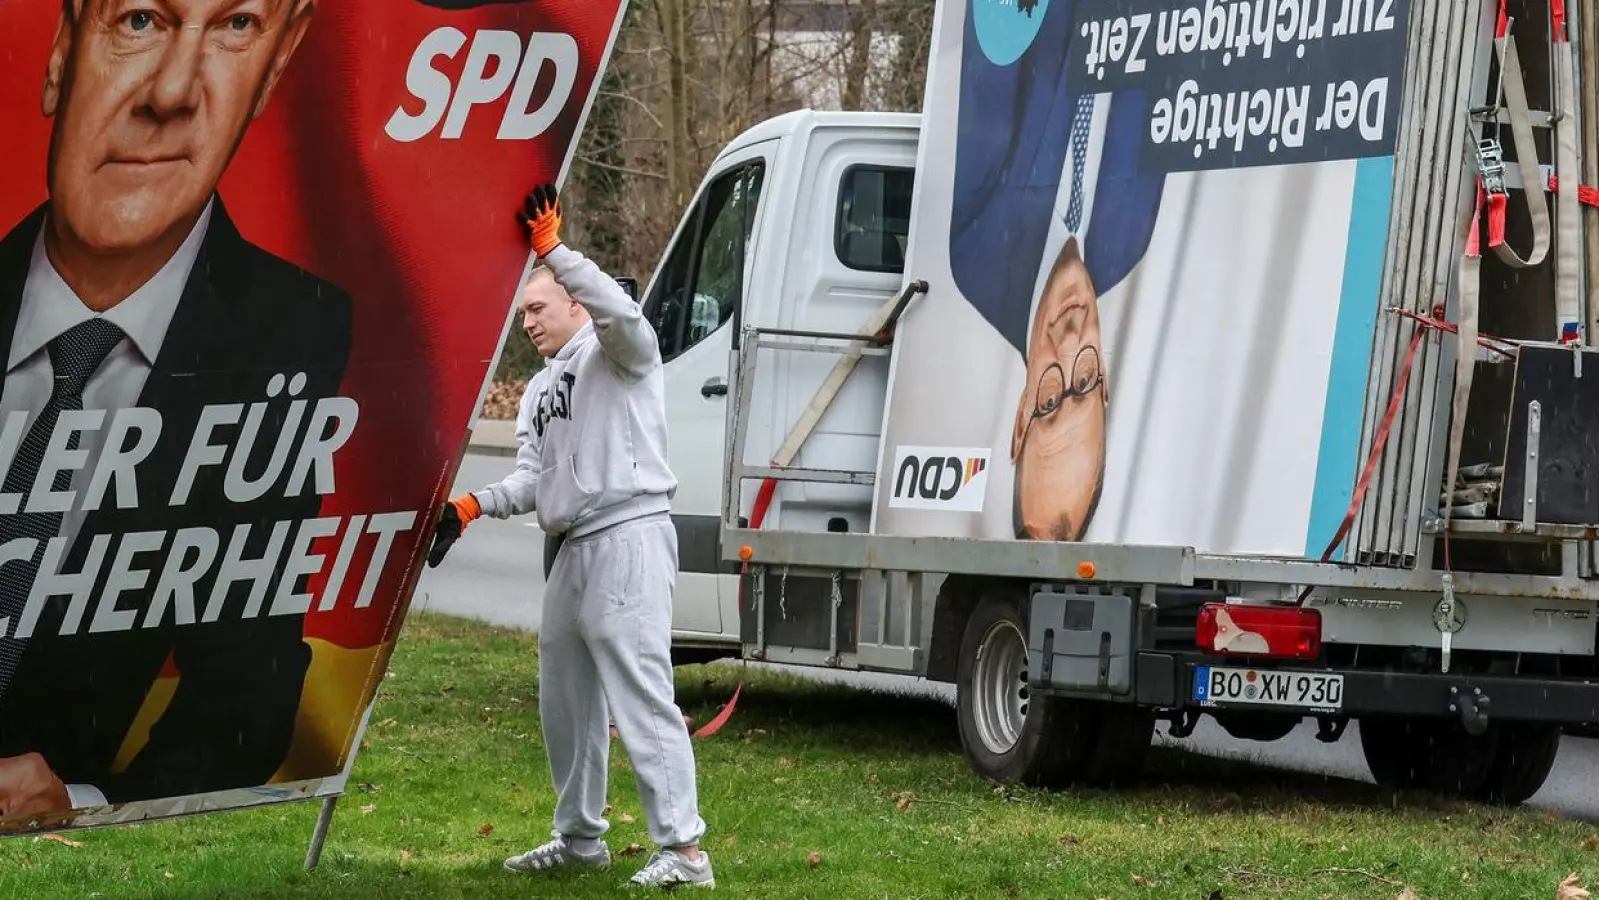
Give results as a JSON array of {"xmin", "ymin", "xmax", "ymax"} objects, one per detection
[
  {"xmin": 1473, "ymin": 723, "xmax": 1561, "ymax": 806},
  {"xmin": 954, "ymin": 590, "xmax": 1152, "ymax": 788},
  {"xmin": 1359, "ymin": 717, "xmax": 1502, "ymax": 797}
]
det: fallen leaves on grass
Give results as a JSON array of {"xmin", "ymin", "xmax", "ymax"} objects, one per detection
[
  {"xmin": 477, "ymin": 824, "xmax": 494, "ymax": 838},
  {"xmin": 1582, "ymin": 836, "xmax": 1599, "ymax": 852},
  {"xmin": 481, "ymin": 380, "xmax": 529, "ymax": 420},
  {"xmin": 805, "ymin": 851, "xmax": 822, "ymax": 868},
  {"xmin": 37, "ymin": 834, "xmax": 83, "ymax": 848},
  {"xmin": 378, "ymin": 718, "xmax": 398, "ymax": 728},
  {"xmin": 1559, "ymin": 874, "xmax": 1591, "ymax": 900},
  {"xmin": 619, "ymin": 813, "xmax": 635, "ymax": 825},
  {"xmin": 360, "ymin": 804, "xmax": 377, "ymax": 815},
  {"xmin": 895, "ymin": 793, "xmax": 914, "ymax": 810},
  {"xmin": 1396, "ymin": 888, "xmax": 1419, "ymax": 900},
  {"xmin": 620, "ymin": 844, "xmax": 645, "ymax": 857},
  {"xmin": 779, "ymin": 758, "xmax": 795, "ymax": 770},
  {"xmin": 1132, "ymin": 874, "xmax": 1152, "ymax": 887},
  {"xmin": 1058, "ymin": 834, "xmax": 1082, "ymax": 846}
]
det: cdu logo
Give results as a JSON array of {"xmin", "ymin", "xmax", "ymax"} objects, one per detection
[
  {"xmin": 971, "ymin": 0, "xmax": 1050, "ymax": 67},
  {"xmin": 889, "ymin": 446, "xmax": 993, "ymax": 513}
]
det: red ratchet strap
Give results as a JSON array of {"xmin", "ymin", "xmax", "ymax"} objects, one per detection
[
  {"xmin": 1313, "ymin": 326, "xmax": 1426, "ymax": 565},
  {"xmin": 689, "ymin": 683, "xmax": 742, "ymax": 738},
  {"xmin": 1391, "ymin": 307, "xmax": 1520, "ymax": 356},
  {"xmin": 1496, "ymin": 0, "xmax": 1563, "ymax": 37},
  {"xmin": 1548, "ymin": 176, "xmax": 1599, "ymax": 208},
  {"xmin": 1297, "ymin": 321, "xmax": 1428, "ymax": 603},
  {"xmin": 1496, "ymin": 0, "xmax": 1567, "ymax": 41}
]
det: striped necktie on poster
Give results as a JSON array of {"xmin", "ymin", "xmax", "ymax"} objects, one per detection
[{"xmin": 0, "ymin": 318, "xmax": 127, "ymax": 699}]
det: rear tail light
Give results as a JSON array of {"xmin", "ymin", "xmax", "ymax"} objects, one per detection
[{"xmin": 1195, "ymin": 603, "xmax": 1321, "ymax": 660}]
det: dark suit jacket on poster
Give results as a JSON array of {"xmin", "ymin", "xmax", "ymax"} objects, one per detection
[
  {"xmin": 949, "ymin": 0, "xmax": 1166, "ymax": 355},
  {"xmin": 0, "ymin": 198, "xmax": 352, "ymax": 806}
]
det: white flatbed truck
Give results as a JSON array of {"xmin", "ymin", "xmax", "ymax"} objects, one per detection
[{"xmin": 627, "ymin": 0, "xmax": 1599, "ymax": 804}]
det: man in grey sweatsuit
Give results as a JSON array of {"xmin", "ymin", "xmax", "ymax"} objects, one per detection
[{"xmin": 427, "ymin": 184, "xmax": 713, "ymax": 889}]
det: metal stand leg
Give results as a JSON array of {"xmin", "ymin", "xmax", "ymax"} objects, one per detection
[{"xmin": 304, "ymin": 796, "xmax": 339, "ymax": 872}]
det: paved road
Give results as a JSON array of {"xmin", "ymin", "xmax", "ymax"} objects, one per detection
[{"xmin": 413, "ymin": 452, "xmax": 1599, "ymax": 823}]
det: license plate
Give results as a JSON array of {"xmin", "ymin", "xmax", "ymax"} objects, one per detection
[{"xmin": 1193, "ymin": 666, "xmax": 1344, "ymax": 712}]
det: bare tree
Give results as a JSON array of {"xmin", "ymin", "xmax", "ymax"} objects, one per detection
[{"xmin": 488, "ymin": 0, "xmax": 936, "ymax": 398}]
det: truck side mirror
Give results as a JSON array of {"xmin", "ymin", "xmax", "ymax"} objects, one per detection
[{"xmin": 614, "ymin": 276, "xmax": 639, "ymax": 304}]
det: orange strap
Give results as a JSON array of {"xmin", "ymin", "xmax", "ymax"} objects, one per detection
[{"xmin": 1547, "ymin": 176, "xmax": 1599, "ymax": 208}]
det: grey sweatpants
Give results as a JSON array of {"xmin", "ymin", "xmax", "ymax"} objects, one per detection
[{"xmin": 539, "ymin": 513, "xmax": 706, "ymax": 848}]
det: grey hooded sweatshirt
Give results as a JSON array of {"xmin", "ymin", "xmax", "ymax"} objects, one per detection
[{"xmin": 473, "ymin": 244, "xmax": 676, "ymax": 538}]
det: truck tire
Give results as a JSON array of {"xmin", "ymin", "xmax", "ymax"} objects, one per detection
[
  {"xmin": 1473, "ymin": 723, "xmax": 1561, "ymax": 806},
  {"xmin": 954, "ymin": 589, "xmax": 1152, "ymax": 788},
  {"xmin": 1358, "ymin": 717, "xmax": 1502, "ymax": 797}
]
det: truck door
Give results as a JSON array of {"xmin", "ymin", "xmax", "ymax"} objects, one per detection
[
  {"xmin": 642, "ymin": 140, "xmax": 773, "ymax": 638},
  {"xmin": 757, "ymin": 136, "xmax": 917, "ymax": 536}
]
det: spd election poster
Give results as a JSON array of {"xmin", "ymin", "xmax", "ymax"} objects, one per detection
[{"xmin": 0, "ymin": 0, "xmax": 625, "ymax": 833}]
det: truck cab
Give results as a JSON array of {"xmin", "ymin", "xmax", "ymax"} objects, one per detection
[{"xmin": 637, "ymin": 110, "xmax": 918, "ymax": 658}]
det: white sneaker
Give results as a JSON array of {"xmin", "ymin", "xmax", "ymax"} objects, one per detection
[
  {"xmin": 503, "ymin": 834, "xmax": 611, "ymax": 874},
  {"xmin": 628, "ymin": 848, "xmax": 715, "ymax": 888}
]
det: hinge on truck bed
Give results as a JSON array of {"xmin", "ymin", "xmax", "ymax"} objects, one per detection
[{"xmin": 1435, "ymin": 573, "xmax": 1460, "ymax": 673}]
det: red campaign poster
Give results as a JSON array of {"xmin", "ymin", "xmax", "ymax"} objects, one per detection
[{"xmin": 0, "ymin": 0, "xmax": 626, "ymax": 833}]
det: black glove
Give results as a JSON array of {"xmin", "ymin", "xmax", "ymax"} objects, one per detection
[{"xmin": 427, "ymin": 502, "xmax": 463, "ymax": 568}]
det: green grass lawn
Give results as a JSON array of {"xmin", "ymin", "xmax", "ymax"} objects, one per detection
[{"xmin": 3, "ymin": 612, "xmax": 1597, "ymax": 899}]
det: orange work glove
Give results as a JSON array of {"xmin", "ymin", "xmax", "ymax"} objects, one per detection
[
  {"xmin": 451, "ymin": 493, "xmax": 481, "ymax": 524},
  {"xmin": 519, "ymin": 183, "xmax": 564, "ymax": 257}
]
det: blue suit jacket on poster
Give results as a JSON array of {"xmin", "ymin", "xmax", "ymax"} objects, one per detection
[{"xmin": 948, "ymin": 0, "xmax": 1166, "ymax": 355}]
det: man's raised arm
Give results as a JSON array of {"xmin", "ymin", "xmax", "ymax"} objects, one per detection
[{"xmin": 521, "ymin": 184, "xmax": 659, "ymax": 380}]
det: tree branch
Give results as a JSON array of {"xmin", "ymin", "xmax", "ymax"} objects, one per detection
[{"xmin": 576, "ymin": 155, "xmax": 669, "ymax": 181}]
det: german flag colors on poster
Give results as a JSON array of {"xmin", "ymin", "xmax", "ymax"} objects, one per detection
[{"xmin": 0, "ymin": 0, "xmax": 626, "ymax": 833}]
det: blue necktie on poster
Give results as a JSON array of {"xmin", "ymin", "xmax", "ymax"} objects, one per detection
[{"xmin": 1064, "ymin": 93, "xmax": 1095, "ymax": 234}]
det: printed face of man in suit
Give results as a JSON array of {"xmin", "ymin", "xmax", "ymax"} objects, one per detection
[
  {"xmin": 40, "ymin": 0, "xmax": 314, "ymax": 300},
  {"xmin": 1010, "ymin": 237, "xmax": 1107, "ymax": 542}
]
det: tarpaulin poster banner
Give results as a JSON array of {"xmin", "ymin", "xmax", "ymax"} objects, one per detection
[
  {"xmin": 0, "ymin": 0, "xmax": 626, "ymax": 833},
  {"xmin": 873, "ymin": 0, "xmax": 1413, "ymax": 559}
]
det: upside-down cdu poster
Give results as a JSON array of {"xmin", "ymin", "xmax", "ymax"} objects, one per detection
[
  {"xmin": 0, "ymin": 0, "xmax": 625, "ymax": 834},
  {"xmin": 873, "ymin": 0, "xmax": 1414, "ymax": 560}
]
